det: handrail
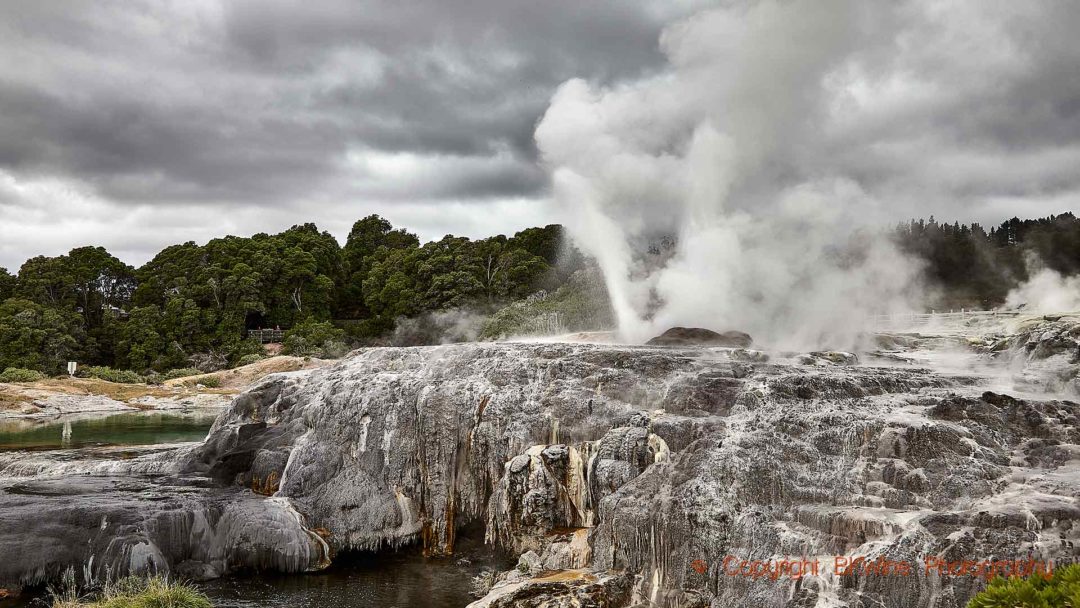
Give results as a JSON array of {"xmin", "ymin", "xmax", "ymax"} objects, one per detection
[{"xmin": 248, "ymin": 329, "xmax": 285, "ymax": 343}]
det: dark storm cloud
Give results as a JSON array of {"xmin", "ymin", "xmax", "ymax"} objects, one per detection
[
  {"xmin": 0, "ymin": 0, "xmax": 1077, "ymax": 271},
  {"xmin": 0, "ymin": 0, "xmax": 709, "ymax": 269},
  {"xmin": 0, "ymin": 0, "xmax": 690, "ymax": 209}
]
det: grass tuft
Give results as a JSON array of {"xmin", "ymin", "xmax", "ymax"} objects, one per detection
[{"xmin": 51, "ymin": 575, "xmax": 212, "ymax": 608}]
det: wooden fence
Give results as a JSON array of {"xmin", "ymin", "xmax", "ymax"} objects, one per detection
[
  {"xmin": 872, "ymin": 309, "xmax": 1021, "ymax": 329},
  {"xmin": 248, "ymin": 329, "xmax": 285, "ymax": 343}
]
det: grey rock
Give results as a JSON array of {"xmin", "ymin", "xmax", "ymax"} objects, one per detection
[
  {"xmin": 2, "ymin": 326, "xmax": 1079, "ymax": 608},
  {"xmin": 646, "ymin": 327, "xmax": 753, "ymax": 347}
]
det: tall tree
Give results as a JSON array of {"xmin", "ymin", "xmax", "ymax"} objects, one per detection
[
  {"xmin": 510, "ymin": 225, "xmax": 563, "ymax": 265},
  {"xmin": 65, "ymin": 246, "xmax": 136, "ymax": 329},
  {"xmin": 340, "ymin": 215, "xmax": 419, "ymax": 318},
  {"xmin": 16, "ymin": 255, "xmax": 74, "ymax": 308},
  {"xmin": 0, "ymin": 299, "xmax": 83, "ymax": 374},
  {"xmin": 0, "ymin": 268, "xmax": 14, "ymax": 302}
]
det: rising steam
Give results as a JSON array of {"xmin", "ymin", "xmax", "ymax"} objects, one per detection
[
  {"xmin": 535, "ymin": 0, "xmax": 921, "ymax": 348},
  {"xmin": 1006, "ymin": 259, "xmax": 1080, "ymax": 314}
]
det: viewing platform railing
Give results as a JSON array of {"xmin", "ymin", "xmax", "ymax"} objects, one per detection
[
  {"xmin": 248, "ymin": 329, "xmax": 285, "ymax": 343},
  {"xmin": 871, "ymin": 309, "xmax": 1022, "ymax": 329}
]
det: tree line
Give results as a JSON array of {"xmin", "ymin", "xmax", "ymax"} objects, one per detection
[
  {"xmin": 0, "ymin": 216, "xmax": 562, "ymax": 376},
  {"xmin": 0, "ymin": 211, "xmax": 1076, "ymax": 377},
  {"xmin": 893, "ymin": 212, "xmax": 1080, "ymax": 309}
]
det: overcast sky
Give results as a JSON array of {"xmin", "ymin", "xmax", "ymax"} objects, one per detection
[{"xmin": 0, "ymin": 0, "xmax": 1077, "ymax": 271}]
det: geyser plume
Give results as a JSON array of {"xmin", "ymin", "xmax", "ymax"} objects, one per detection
[{"xmin": 536, "ymin": 0, "xmax": 920, "ymax": 348}]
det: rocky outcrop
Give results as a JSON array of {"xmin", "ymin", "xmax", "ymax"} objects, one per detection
[
  {"xmin": 467, "ymin": 570, "xmax": 633, "ymax": 608},
  {"xmin": 185, "ymin": 345, "xmax": 702, "ymax": 558},
  {"xmin": 2, "ymin": 319, "xmax": 1079, "ymax": 607},
  {"xmin": 182, "ymin": 338, "xmax": 1079, "ymax": 607},
  {"xmin": 1000, "ymin": 317, "xmax": 1080, "ymax": 396},
  {"xmin": 0, "ymin": 473, "xmax": 327, "ymax": 587},
  {"xmin": 646, "ymin": 327, "xmax": 753, "ymax": 347}
]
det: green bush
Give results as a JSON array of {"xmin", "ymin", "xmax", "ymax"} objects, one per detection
[
  {"xmin": 163, "ymin": 367, "xmax": 202, "ymax": 380},
  {"xmin": 282, "ymin": 319, "xmax": 348, "ymax": 358},
  {"xmin": 236, "ymin": 353, "xmax": 265, "ymax": 367},
  {"xmin": 52, "ymin": 574, "xmax": 212, "ymax": 608},
  {"xmin": 227, "ymin": 338, "xmax": 266, "ymax": 365},
  {"xmin": 967, "ymin": 564, "xmax": 1080, "ymax": 607},
  {"xmin": 0, "ymin": 367, "xmax": 46, "ymax": 383},
  {"xmin": 77, "ymin": 366, "xmax": 144, "ymax": 384},
  {"xmin": 336, "ymin": 317, "xmax": 394, "ymax": 341},
  {"xmin": 193, "ymin": 375, "xmax": 221, "ymax": 388}
]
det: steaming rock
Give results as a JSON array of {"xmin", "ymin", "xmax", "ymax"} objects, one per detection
[
  {"xmin": 797, "ymin": 351, "xmax": 860, "ymax": 366},
  {"xmin": 730, "ymin": 348, "xmax": 769, "ymax": 363},
  {"xmin": 2, "ymin": 318, "xmax": 1079, "ymax": 607},
  {"xmin": 646, "ymin": 327, "xmax": 753, "ymax": 348}
]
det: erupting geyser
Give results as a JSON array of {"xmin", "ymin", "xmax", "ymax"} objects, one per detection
[{"xmin": 536, "ymin": 0, "xmax": 923, "ymax": 349}]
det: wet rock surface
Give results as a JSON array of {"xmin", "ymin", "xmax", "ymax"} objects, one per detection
[{"xmin": 1, "ymin": 317, "xmax": 1078, "ymax": 607}]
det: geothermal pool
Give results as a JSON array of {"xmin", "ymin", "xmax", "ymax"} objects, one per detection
[
  {"xmin": 0, "ymin": 411, "xmax": 219, "ymax": 452},
  {"xmin": 198, "ymin": 539, "xmax": 509, "ymax": 608}
]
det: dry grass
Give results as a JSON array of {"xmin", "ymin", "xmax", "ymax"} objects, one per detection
[
  {"xmin": 0, "ymin": 378, "xmax": 180, "ymax": 413},
  {"xmin": 0, "ymin": 355, "xmax": 328, "ymax": 413},
  {"xmin": 161, "ymin": 356, "xmax": 327, "ymax": 391}
]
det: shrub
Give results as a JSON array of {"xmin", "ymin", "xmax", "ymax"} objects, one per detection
[
  {"xmin": 186, "ymin": 351, "xmax": 229, "ymax": 373},
  {"xmin": 163, "ymin": 367, "xmax": 203, "ymax": 380},
  {"xmin": 0, "ymin": 367, "xmax": 45, "ymax": 383},
  {"xmin": 336, "ymin": 317, "xmax": 394, "ymax": 341},
  {"xmin": 193, "ymin": 375, "xmax": 221, "ymax": 389},
  {"xmin": 236, "ymin": 353, "xmax": 265, "ymax": 367},
  {"xmin": 226, "ymin": 338, "xmax": 265, "ymax": 365},
  {"xmin": 967, "ymin": 564, "xmax": 1080, "ymax": 607},
  {"xmin": 319, "ymin": 340, "xmax": 350, "ymax": 358},
  {"xmin": 51, "ymin": 574, "xmax": 212, "ymax": 608},
  {"xmin": 77, "ymin": 366, "xmax": 144, "ymax": 384},
  {"xmin": 282, "ymin": 319, "xmax": 348, "ymax": 358}
]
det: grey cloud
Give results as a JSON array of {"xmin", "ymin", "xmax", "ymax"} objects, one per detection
[
  {"xmin": 0, "ymin": 0, "xmax": 685, "ymax": 212},
  {"xmin": 0, "ymin": 0, "xmax": 1078, "ymax": 272}
]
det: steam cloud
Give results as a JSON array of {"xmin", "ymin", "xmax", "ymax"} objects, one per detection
[
  {"xmin": 1006, "ymin": 261, "xmax": 1080, "ymax": 314},
  {"xmin": 536, "ymin": 0, "xmax": 926, "ymax": 348}
]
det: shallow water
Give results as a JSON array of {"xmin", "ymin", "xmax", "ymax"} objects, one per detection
[
  {"xmin": 0, "ymin": 411, "xmax": 218, "ymax": 452},
  {"xmin": 200, "ymin": 540, "xmax": 510, "ymax": 608},
  {"xmin": 4, "ymin": 538, "xmax": 507, "ymax": 608}
]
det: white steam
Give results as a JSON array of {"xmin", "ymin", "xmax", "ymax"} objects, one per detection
[
  {"xmin": 536, "ymin": 0, "xmax": 920, "ymax": 348},
  {"xmin": 1006, "ymin": 263, "xmax": 1080, "ymax": 314},
  {"xmin": 391, "ymin": 309, "xmax": 488, "ymax": 346}
]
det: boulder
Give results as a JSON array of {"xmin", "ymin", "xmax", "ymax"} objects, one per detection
[{"xmin": 646, "ymin": 327, "xmax": 753, "ymax": 347}]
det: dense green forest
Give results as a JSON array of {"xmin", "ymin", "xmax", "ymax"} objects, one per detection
[
  {"xmin": 894, "ymin": 212, "xmax": 1080, "ymax": 309},
  {"xmin": 0, "ymin": 212, "xmax": 1077, "ymax": 378}
]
